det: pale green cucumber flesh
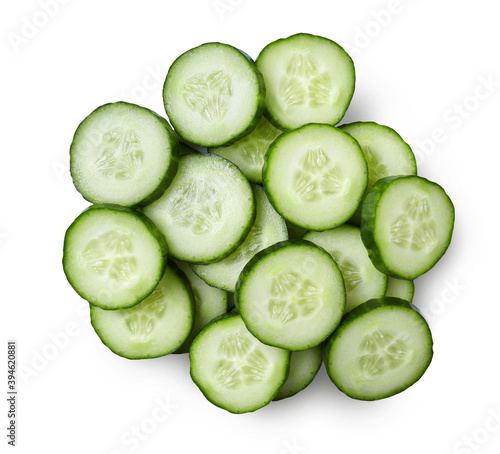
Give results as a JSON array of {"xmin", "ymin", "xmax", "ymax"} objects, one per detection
[
  {"xmin": 385, "ymin": 277, "xmax": 415, "ymax": 303},
  {"xmin": 210, "ymin": 116, "xmax": 282, "ymax": 184},
  {"xmin": 324, "ymin": 297, "xmax": 433, "ymax": 401},
  {"xmin": 163, "ymin": 42, "xmax": 265, "ymax": 147},
  {"xmin": 256, "ymin": 33, "xmax": 355, "ymax": 130},
  {"xmin": 90, "ymin": 262, "xmax": 194, "ymax": 359},
  {"xmin": 70, "ymin": 102, "xmax": 179, "ymax": 207},
  {"xmin": 63, "ymin": 205, "xmax": 167, "ymax": 310},
  {"xmin": 263, "ymin": 123, "xmax": 367, "ymax": 231},
  {"xmin": 236, "ymin": 240, "xmax": 346, "ymax": 351},
  {"xmin": 340, "ymin": 121, "xmax": 417, "ymax": 226},
  {"xmin": 304, "ymin": 225, "xmax": 387, "ymax": 313},
  {"xmin": 143, "ymin": 153, "xmax": 255, "ymax": 264},
  {"xmin": 361, "ymin": 175, "xmax": 455, "ymax": 279},
  {"xmin": 173, "ymin": 260, "xmax": 228, "ymax": 354},
  {"xmin": 340, "ymin": 121, "xmax": 417, "ymax": 192},
  {"xmin": 190, "ymin": 313, "xmax": 290, "ymax": 414},
  {"xmin": 191, "ymin": 185, "xmax": 288, "ymax": 292}
]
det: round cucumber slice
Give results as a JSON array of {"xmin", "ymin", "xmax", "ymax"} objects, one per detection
[
  {"xmin": 236, "ymin": 240, "xmax": 346, "ymax": 351},
  {"xmin": 361, "ymin": 175, "xmax": 455, "ymax": 279},
  {"xmin": 163, "ymin": 42, "xmax": 265, "ymax": 147},
  {"xmin": 190, "ymin": 313, "xmax": 289, "ymax": 414},
  {"xmin": 324, "ymin": 297, "xmax": 433, "ymax": 401},
  {"xmin": 263, "ymin": 123, "xmax": 368, "ymax": 231},
  {"xmin": 256, "ymin": 33, "xmax": 355, "ymax": 130},
  {"xmin": 304, "ymin": 225, "xmax": 387, "ymax": 313},
  {"xmin": 191, "ymin": 185, "xmax": 288, "ymax": 292},
  {"xmin": 63, "ymin": 205, "xmax": 168, "ymax": 310},
  {"xmin": 143, "ymin": 153, "xmax": 255, "ymax": 264},
  {"xmin": 70, "ymin": 102, "xmax": 179, "ymax": 207},
  {"xmin": 90, "ymin": 262, "xmax": 194, "ymax": 359}
]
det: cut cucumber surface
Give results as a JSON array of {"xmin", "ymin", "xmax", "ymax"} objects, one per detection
[
  {"xmin": 304, "ymin": 225, "xmax": 387, "ymax": 313},
  {"xmin": 273, "ymin": 345, "xmax": 322, "ymax": 401},
  {"xmin": 324, "ymin": 297, "xmax": 433, "ymax": 401},
  {"xmin": 191, "ymin": 185, "xmax": 288, "ymax": 292},
  {"xmin": 63, "ymin": 205, "xmax": 167, "ymax": 310},
  {"xmin": 339, "ymin": 121, "xmax": 417, "ymax": 225},
  {"xmin": 361, "ymin": 175, "xmax": 455, "ymax": 279},
  {"xmin": 236, "ymin": 240, "xmax": 346, "ymax": 351},
  {"xmin": 385, "ymin": 277, "xmax": 415, "ymax": 303},
  {"xmin": 210, "ymin": 116, "xmax": 282, "ymax": 184},
  {"xmin": 90, "ymin": 262, "xmax": 194, "ymax": 359},
  {"xmin": 256, "ymin": 33, "xmax": 355, "ymax": 130},
  {"xmin": 190, "ymin": 312, "xmax": 290, "ymax": 414},
  {"xmin": 163, "ymin": 42, "xmax": 265, "ymax": 147},
  {"xmin": 174, "ymin": 260, "xmax": 228, "ymax": 354},
  {"xmin": 263, "ymin": 123, "xmax": 368, "ymax": 230},
  {"xmin": 339, "ymin": 122, "xmax": 417, "ymax": 192},
  {"xmin": 143, "ymin": 153, "xmax": 255, "ymax": 264},
  {"xmin": 70, "ymin": 102, "xmax": 179, "ymax": 207}
]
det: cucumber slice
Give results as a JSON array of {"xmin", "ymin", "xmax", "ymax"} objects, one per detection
[
  {"xmin": 361, "ymin": 175, "xmax": 455, "ymax": 279},
  {"xmin": 339, "ymin": 121, "xmax": 417, "ymax": 225},
  {"xmin": 63, "ymin": 205, "xmax": 167, "ymax": 310},
  {"xmin": 190, "ymin": 312, "xmax": 290, "ymax": 414},
  {"xmin": 210, "ymin": 116, "xmax": 282, "ymax": 184},
  {"xmin": 236, "ymin": 240, "xmax": 346, "ymax": 351},
  {"xmin": 174, "ymin": 260, "xmax": 228, "ymax": 354},
  {"xmin": 256, "ymin": 33, "xmax": 355, "ymax": 130},
  {"xmin": 90, "ymin": 262, "xmax": 194, "ymax": 359},
  {"xmin": 324, "ymin": 297, "xmax": 433, "ymax": 401},
  {"xmin": 304, "ymin": 225, "xmax": 387, "ymax": 313},
  {"xmin": 273, "ymin": 346, "xmax": 322, "ymax": 401},
  {"xmin": 385, "ymin": 278, "xmax": 415, "ymax": 303},
  {"xmin": 191, "ymin": 185, "xmax": 288, "ymax": 292},
  {"xmin": 163, "ymin": 42, "xmax": 265, "ymax": 147},
  {"xmin": 70, "ymin": 102, "xmax": 179, "ymax": 207},
  {"xmin": 143, "ymin": 153, "xmax": 255, "ymax": 264},
  {"xmin": 263, "ymin": 124, "xmax": 368, "ymax": 231}
]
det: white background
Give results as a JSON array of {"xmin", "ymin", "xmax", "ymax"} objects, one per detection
[{"xmin": 2, "ymin": 0, "xmax": 500, "ymax": 453}]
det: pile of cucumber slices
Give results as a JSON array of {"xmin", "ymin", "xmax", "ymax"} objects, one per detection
[{"xmin": 63, "ymin": 33, "xmax": 455, "ymax": 413}]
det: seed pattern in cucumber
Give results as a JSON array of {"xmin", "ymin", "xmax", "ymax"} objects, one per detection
[
  {"xmin": 280, "ymin": 53, "xmax": 338, "ymax": 108},
  {"xmin": 238, "ymin": 121, "xmax": 280, "ymax": 167},
  {"xmin": 362, "ymin": 145, "xmax": 389, "ymax": 188},
  {"xmin": 359, "ymin": 329, "xmax": 411, "ymax": 379},
  {"xmin": 390, "ymin": 194, "xmax": 437, "ymax": 251},
  {"xmin": 169, "ymin": 179, "xmax": 223, "ymax": 234},
  {"xmin": 269, "ymin": 271, "xmax": 321, "ymax": 325},
  {"xmin": 183, "ymin": 70, "xmax": 232, "ymax": 122},
  {"xmin": 82, "ymin": 230, "xmax": 137, "ymax": 283},
  {"xmin": 335, "ymin": 256, "xmax": 363, "ymax": 292},
  {"xmin": 94, "ymin": 127, "xmax": 144, "ymax": 180},
  {"xmin": 215, "ymin": 332, "xmax": 270, "ymax": 389},
  {"xmin": 293, "ymin": 147, "xmax": 345, "ymax": 201},
  {"xmin": 120, "ymin": 288, "xmax": 167, "ymax": 342},
  {"xmin": 232, "ymin": 118, "xmax": 281, "ymax": 167}
]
